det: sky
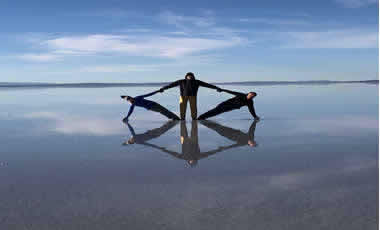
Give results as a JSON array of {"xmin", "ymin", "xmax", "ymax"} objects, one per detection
[{"xmin": 0, "ymin": 0, "xmax": 378, "ymax": 83}]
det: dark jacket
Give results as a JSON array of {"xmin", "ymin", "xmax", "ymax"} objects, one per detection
[
  {"xmin": 160, "ymin": 77, "xmax": 221, "ymax": 96},
  {"xmin": 221, "ymin": 89, "xmax": 258, "ymax": 118},
  {"xmin": 126, "ymin": 90, "xmax": 158, "ymax": 120}
]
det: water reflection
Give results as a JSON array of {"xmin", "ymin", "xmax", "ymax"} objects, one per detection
[
  {"xmin": 123, "ymin": 120, "xmax": 259, "ymax": 167},
  {"xmin": 200, "ymin": 120, "xmax": 258, "ymax": 148},
  {"xmin": 123, "ymin": 120, "xmax": 179, "ymax": 145}
]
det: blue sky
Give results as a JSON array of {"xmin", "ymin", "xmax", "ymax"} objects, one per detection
[{"xmin": 0, "ymin": 0, "xmax": 378, "ymax": 83}]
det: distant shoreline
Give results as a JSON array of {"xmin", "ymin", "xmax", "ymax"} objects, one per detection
[{"xmin": 0, "ymin": 80, "xmax": 378, "ymax": 89}]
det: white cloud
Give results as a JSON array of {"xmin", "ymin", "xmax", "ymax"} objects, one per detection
[
  {"xmin": 334, "ymin": 0, "xmax": 378, "ymax": 8},
  {"xmin": 68, "ymin": 9, "xmax": 143, "ymax": 19},
  {"xmin": 159, "ymin": 11, "xmax": 215, "ymax": 28},
  {"xmin": 79, "ymin": 64, "xmax": 158, "ymax": 73},
  {"xmin": 14, "ymin": 10, "xmax": 377, "ymax": 66},
  {"xmin": 43, "ymin": 34, "xmax": 243, "ymax": 58},
  {"xmin": 119, "ymin": 28, "xmax": 152, "ymax": 33},
  {"xmin": 239, "ymin": 18, "xmax": 310, "ymax": 26},
  {"xmin": 282, "ymin": 29, "xmax": 378, "ymax": 48},
  {"xmin": 18, "ymin": 53, "xmax": 61, "ymax": 62}
]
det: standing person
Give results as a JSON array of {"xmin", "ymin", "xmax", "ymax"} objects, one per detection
[
  {"xmin": 121, "ymin": 90, "xmax": 180, "ymax": 121},
  {"xmin": 197, "ymin": 89, "xmax": 260, "ymax": 120},
  {"xmin": 159, "ymin": 72, "xmax": 222, "ymax": 120}
]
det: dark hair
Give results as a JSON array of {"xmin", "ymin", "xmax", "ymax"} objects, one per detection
[
  {"xmin": 185, "ymin": 72, "xmax": 195, "ymax": 79},
  {"xmin": 121, "ymin": 96, "xmax": 133, "ymax": 101},
  {"xmin": 249, "ymin": 92, "xmax": 257, "ymax": 96}
]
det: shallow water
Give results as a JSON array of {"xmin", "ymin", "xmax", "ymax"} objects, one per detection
[{"xmin": 0, "ymin": 84, "xmax": 378, "ymax": 229}]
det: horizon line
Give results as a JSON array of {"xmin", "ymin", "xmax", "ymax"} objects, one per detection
[{"xmin": 0, "ymin": 79, "xmax": 378, "ymax": 89}]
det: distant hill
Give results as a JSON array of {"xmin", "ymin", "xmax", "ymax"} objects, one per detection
[{"xmin": 0, "ymin": 80, "xmax": 378, "ymax": 89}]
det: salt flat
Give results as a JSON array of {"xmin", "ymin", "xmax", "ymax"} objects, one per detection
[{"xmin": 0, "ymin": 84, "xmax": 378, "ymax": 230}]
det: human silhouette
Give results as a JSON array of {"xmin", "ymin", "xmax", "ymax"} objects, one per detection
[
  {"xmin": 198, "ymin": 89, "xmax": 260, "ymax": 120},
  {"xmin": 121, "ymin": 90, "xmax": 180, "ymax": 122},
  {"xmin": 123, "ymin": 120, "xmax": 179, "ymax": 145},
  {"xmin": 123, "ymin": 120, "xmax": 259, "ymax": 167},
  {"xmin": 159, "ymin": 72, "xmax": 222, "ymax": 120},
  {"xmin": 199, "ymin": 120, "xmax": 258, "ymax": 149},
  {"xmin": 155, "ymin": 120, "xmax": 259, "ymax": 167}
]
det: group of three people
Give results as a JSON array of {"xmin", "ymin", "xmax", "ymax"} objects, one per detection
[{"xmin": 121, "ymin": 72, "xmax": 260, "ymax": 121}]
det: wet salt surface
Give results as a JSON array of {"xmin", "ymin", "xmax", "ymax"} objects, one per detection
[{"xmin": 0, "ymin": 84, "xmax": 378, "ymax": 229}]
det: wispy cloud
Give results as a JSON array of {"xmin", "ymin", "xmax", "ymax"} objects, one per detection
[
  {"xmin": 159, "ymin": 10, "xmax": 215, "ymax": 28},
  {"xmin": 13, "ymin": 9, "xmax": 377, "ymax": 67},
  {"xmin": 79, "ymin": 64, "xmax": 159, "ymax": 73},
  {"xmin": 18, "ymin": 53, "xmax": 61, "ymax": 62},
  {"xmin": 67, "ymin": 9, "xmax": 143, "ymax": 19},
  {"xmin": 239, "ymin": 18, "xmax": 310, "ymax": 26},
  {"xmin": 43, "ymin": 34, "xmax": 243, "ymax": 58},
  {"xmin": 334, "ymin": 0, "xmax": 378, "ymax": 8},
  {"xmin": 281, "ymin": 29, "xmax": 378, "ymax": 48}
]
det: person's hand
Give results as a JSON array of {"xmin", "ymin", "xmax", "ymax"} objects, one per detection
[
  {"xmin": 217, "ymin": 88, "xmax": 222, "ymax": 92},
  {"xmin": 254, "ymin": 116, "xmax": 260, "ymax": 121},
  {"xmin": 122, "ymin": 117, "xmax": 129, "ymax": 123},
  {"xmin": 159, "ymin": 88, "xmax": 164, "ymax": 93}
]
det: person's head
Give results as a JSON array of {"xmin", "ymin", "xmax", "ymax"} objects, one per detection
[
  {"xmin": 185, "ymin": 72, "xmax": 195, "ymax": 80},
  {"xmin": 187, "ymin": 159, "xmax": 198, "ymax": 167},
  {"xmin": 127, "ymin": 137, "xmax": 135, "ymax": 144},
  {"xmin": 122, "ymin": 137, "xmax": 135, "ymax": 145},
  {"xmin": 248, "ymin": 140, "xmax": 257, "ymax": 147},
  {"xmin": 247, "ymin": 92, "xmax": 257, "ymax": 100},
  {"xmin": 121, "ymin": 95, "xmax": 135, "ymax": 104}
]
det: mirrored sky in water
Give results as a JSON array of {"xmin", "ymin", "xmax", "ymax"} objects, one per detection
[{"xmin": 0, "ymin": 84, "xmax": 378, "ymax": 230}]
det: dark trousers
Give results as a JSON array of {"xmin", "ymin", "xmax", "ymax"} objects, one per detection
[
  {"xmin": 198, "ymin": 102, "xmax": 235, "ymax": 120},
  {"xmin": 150, "ymin": 103, "xmax": 180, "ymax": 120}
]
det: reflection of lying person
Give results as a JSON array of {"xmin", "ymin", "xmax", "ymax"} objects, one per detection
[
  {"xmin": 200, "ymin": 120, "xmax": 258, "ymax": 148},
  {"xmin": 123, "ymin": 120, "xmax": 178, "ymax": 145}
]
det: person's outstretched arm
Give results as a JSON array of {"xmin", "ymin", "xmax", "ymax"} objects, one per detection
[
  {"xmin": 126, "ymin": 122, "xmax": 136, "ymax": 136},
  {"xmin": 125, "ymin": 104, "xmax": 135, "ymax": 121},
  {"xmin": 139, "ymin": 90, "xmax": 160, "ymax": 98},
  {"xmin": 247, "ymin": 100, "xmax": 258, "ymax": 118},
  {"xmin": 160, "ymin": 80, "xmax": 181, "ymax": 91},
  {"xmin": 198, "ymin": 80, "xmax": 221, "ymax": 91},
  {"xmin": 221, "ymin": 88, "xmax": 245, "ymax": 97},
  {"xmin": 141, "ymin": 142, "xmax": 183, "ymax": 159},
  {"xmin": 248, "ymin": 120, "xmax": 257, "ymax": 140},
  {"xmin": 198, "ymin": 143, "xmax": 244, "ymax": 159}
]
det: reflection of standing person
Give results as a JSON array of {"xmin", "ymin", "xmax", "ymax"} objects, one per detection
[
  {"xmin": 155, "ymin": 121, "xmax": 254, "ymax": 167},
  {"xmin": 123, "ymin": 121, "xmax": 178, "ymax": 145},
  {"xmin": 200, "ymin": 120, "xmax": 258, "ymax": 148},
  {"xmin": 180, "ymin": 121, "xmax": 201, "ymax": 167},
  {"xmin": 153, "ymin": 121, "xmax": 219, "ymax": 167},
  {"xmin": 121, "ymin": 90, "xmax": 180, "ymax": 121},
  {"xmin": 198, "ymin": 89, "xmax": 260, "ymax": 120},
  {"xmin": 159, "ymin": 72, "xmax": 222, "ymax": 120}
]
